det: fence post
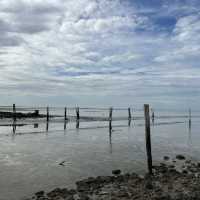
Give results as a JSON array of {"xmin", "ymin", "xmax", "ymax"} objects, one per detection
[
  {"xmin": 76, "ymin": 107, "xmax": 80, "ymax": 120},
  {"xmin": 109, "ymin": 107, "xmax": 113, "ymax": 121},
  {"xmin": 64, "ymin": 107, "xmax": 67, "ymax": 121},
  {"xmin": 108, "ymin": 107, "xmax": 113, "ymax": 132},
  {"xmin": 151, "ymin": 108, "xmax": 155, "ymax": 124},
  {"xmin": 144, "ymin": 104, "xmax": 152, "ymax": 174},
  {"xmin": 13, "ymin": 104, "xmax": 16, "ymax": 121},
  {"xmin": 47, "ymin": 106, "xmax": 49, "ymax": 122},
  {"xmin": 109, "ymin": 119, "xmax": 112, "ymax": 133},
  {"xmin": 128, "ymin": 107, "xmax": 131, "ymax": 119}
]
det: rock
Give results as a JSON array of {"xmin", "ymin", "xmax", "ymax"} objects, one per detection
[
  {"xmin": 112, "ymin": 169, "xmax": 121, "ymax": 176},
  {"xmin": 176, "ymin": 155, "xmax": 185, "ymax": 160},
  {"xmin": 182, "ymin": 170, "xmax": 188, "ymax": 174},
  {"xmin": 27, "ymin": 161, "xmax": 200, "ymax": 200},
  {"xmin": 47, "ymin": 188, "xmax": 63, "ymax": 198},
  {"xmin": 35, "ymin": 191, "xmax": 44, "ymax": 197},
  {"xmin": 163, "ymin": 156, "xmax": 170, "ymax": 161}
]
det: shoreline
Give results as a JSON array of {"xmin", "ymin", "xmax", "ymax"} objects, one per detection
[{"xmin": 27, "ymin": 155, "xmax": 200, "ymax": 200}]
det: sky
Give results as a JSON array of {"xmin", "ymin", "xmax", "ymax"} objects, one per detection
[{"xmin": 0, "ymin": 0, "xmax": 200, "ymax": 109}]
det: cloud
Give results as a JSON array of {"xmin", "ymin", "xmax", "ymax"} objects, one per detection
[{"xmin": 0, "ymin": 0, "xmax": 200, "ymax": 107}]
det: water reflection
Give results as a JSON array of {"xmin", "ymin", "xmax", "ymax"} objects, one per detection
[
  {"xmin": 76, "ymin": 120, "xmax": 80, "ymax": 129},
  {"xmin": 64, "ymin": 120, "xmax": 67, "ymax": 130},
  {"xmin": 46, "ymin": 122, "xmax": 49, "ymax": 132},
  {"xmin": 128, "ymin": 119, "xmax": 131, "ymax": 127},
  {"xmin": 188, "ymin": 119, "xmax": 192, "ymax": 146},
  {"xmin": 12, "ymin": 121, "xmax": 16, "ymax": 134}
]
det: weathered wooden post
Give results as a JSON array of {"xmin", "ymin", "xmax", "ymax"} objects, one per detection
[
  {"xmin": 109, "ymin": 119, "xmax": 112, "ymax": 133},
  {"xmin": 64, "ymin": 107, "xmax": 67, "ymax": 130},
  {"xmin": 109, "ymin": 107, "xmax": 113, "ymax": 121},
  {"xmin": 151, "ymin": 108, "xmax": 155, "ymax": 124},
  {"xmin": 64, "ymin": 107, "xmax": 67, "ymax": 121},
  {"xmin": 13, "ymin": 104, "xmax": 16, "ymax": 121},
  {"xmin": 144, "ymin": 104, "xmax": 152, "ymax": 174},
  {"xmin": 76, "ymin": 107, "xmax": 80, "ymax": 120},
  {"xmin": 128, "ymin": 107, "xmax": 131, "ymax": 119},
  {"xmin": 128, "ymin": 107, "xmax": 131, "ymax": 126},
  {"xmin": 46, "ymin": 106, "xmax": 49, "ymax": 122},
  {"xmin": 109, "ymin": 107, "xmax": 113, "ymax": 132}
]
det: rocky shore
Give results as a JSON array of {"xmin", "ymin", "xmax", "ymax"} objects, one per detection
[{"xmin": 27, "ymin": 155, "xmax": 200, "ymax": 200}]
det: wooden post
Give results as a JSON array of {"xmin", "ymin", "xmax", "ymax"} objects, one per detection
[
  {"xmin": 76, "ymin": 107, "xmax": 80, "ymax": 120},
  {"xmin": 13, "ymin": 104, "xmax": 16, "ymax": 121},
  {"xmin": 76, "ymin": 120, "xmax": 80, "ymax": 129},
  {"xmin": 109, "ymin": 119, "xmax": 112, "ymax": 133},
  {"xmin": 128, "ymin": 107, "xmax": 131, "ymax": 119},
  {"xmin": 151, "ymin": 108, "xmax": 155, "ymax": 124},
  {"xmin": 64, "ymin": 107, "xmax": 67, "ymax": 121},
  {"xmin": 144, "ymin": 104, "xmax": 152, "ymax": 174},
  {"xmin": 47, "ymin": 106, "xmax": 49, "ymax": 122},
  {"xmin": 109, "ymin": 107, "xmax": 113, "ymax": 121},
  {"xmin": 109, "ymin": 107, "xmax": 113, "ymax": 133}
]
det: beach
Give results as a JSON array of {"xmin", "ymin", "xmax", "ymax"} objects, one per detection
[{"xmin": 28, "ymin": 155, "xmax": 200, "ymax": 200}]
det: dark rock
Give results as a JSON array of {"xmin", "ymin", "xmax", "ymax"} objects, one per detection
[
  {"xmin": 163, "ymin": 156, "xmax": 170, "ymax": 161},
  {"xmin": 182, "ymin": 170, "xmax": 188, "ymax": 174},
  {"xmin": 112, "ymin": 169, "xmax": 121, "ymax": 176},
  {"xmin": 176, "ymin": 155, "xmax": 185, "ymax": 160},
  {"xmin": 35, "ymin": 191, "xmax": 44, "ymax": 197},
  {"xmin": 47, "ymin": 188, "xmax": 62, "ymax": 198}
]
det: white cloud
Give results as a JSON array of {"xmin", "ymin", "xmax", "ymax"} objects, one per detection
[{"xmin": 0, "ymin": 0, "xmax": 200, "ymax": 107}]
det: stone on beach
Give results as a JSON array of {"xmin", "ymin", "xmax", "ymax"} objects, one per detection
[
  {"xmin": 176, "ymin": 155, "xmax": 186, "ymax": 160},
  {"xmin": 112, "ymin": 169, "xmax": 121, "ymax": 176}
]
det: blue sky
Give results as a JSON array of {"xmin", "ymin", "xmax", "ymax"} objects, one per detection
[{"xmin": 0, "ymin": 0, "xmax": 200, "ymax": 109}]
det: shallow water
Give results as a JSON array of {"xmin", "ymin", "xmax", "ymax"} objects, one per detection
[{"xmin": 0, "ymin": 110, "xmax": 200, "ymax": 200}]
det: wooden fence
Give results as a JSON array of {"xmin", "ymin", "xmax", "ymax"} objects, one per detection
[{"xmin": 0, "ymin": 104, "xmax": 194, "ymax": 174}]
